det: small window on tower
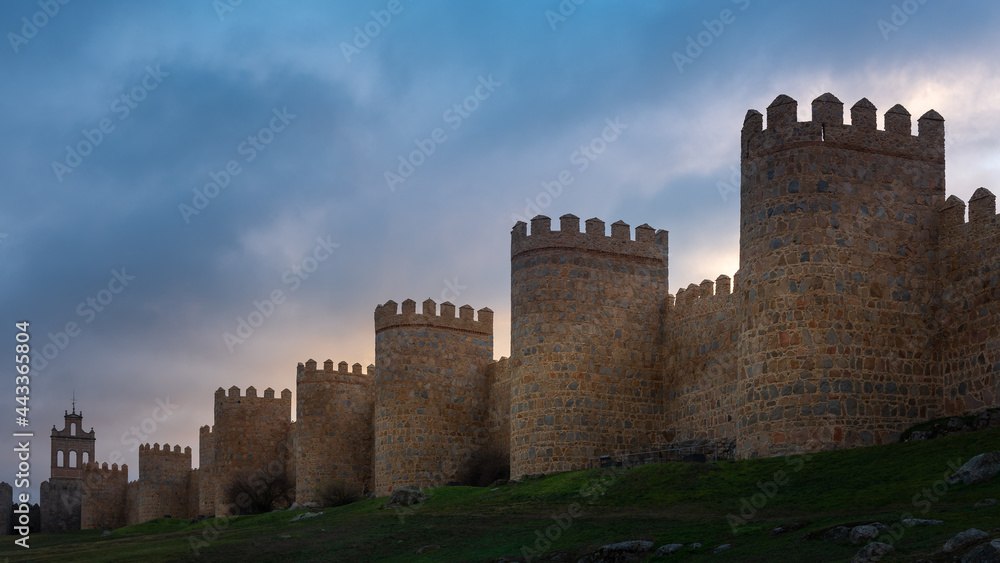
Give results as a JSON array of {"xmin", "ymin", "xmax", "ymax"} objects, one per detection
[
  {"xmin": 70, "ymin": 422, "xmax": 76, "ymax": 436},
  {"xmin": 57, "ymin": 450, "xmax": 64, "ymax": 467},
  {"xmin": 70, "ymin": 451, "xmax": 78, "ymax": 468}
]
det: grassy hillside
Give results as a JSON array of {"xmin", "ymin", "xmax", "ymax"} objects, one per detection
[{"xmin": 5, "ymin": 427, "xmax": 1000, "ymax": 562}]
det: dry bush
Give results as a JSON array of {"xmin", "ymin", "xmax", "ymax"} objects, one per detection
[
  {"xmin": 456, "ymin": 443, "xmax": 510, "ymax": 487},
  {"xmin": 225, "ymin": 466, "xmax": 295, "ymax": 514},
  {"xmin": 320, "ymin": 479, "xmax": 364, "ymax": 507}
]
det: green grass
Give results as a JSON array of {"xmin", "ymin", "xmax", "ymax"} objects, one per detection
[{"xmin": 6, "ymin": 427, "xmax": 1000, "ymax": 561}]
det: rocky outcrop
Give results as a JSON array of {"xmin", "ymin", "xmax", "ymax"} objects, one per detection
[
  {"xmin": 948, "ymin": 453, "xmax": 1000, "ymax": 485},
  {"xmin": 849, "ymin": 525, "xmax": 881, "ymax": 544},
  {"xmin": 851, "ymin": 542, "xmax": 894, "ymax": 563},
  {"xmin": 904, "ymin": 411, "xmax": 1000, "ymax": 442},
  {"xmin": 944, "ymin": 529, "xmax": 990, "ymax": 553},
  {"xmin": 578, "ymin": 540, "xmax": 654, "ymax": 563},
  {"xmin": 384, "ymin": 485, "xmax": 428, "ymax": 508}
]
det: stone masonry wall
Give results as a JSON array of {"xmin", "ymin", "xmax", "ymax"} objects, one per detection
[
  {"xmin": 81, "ymin": 462, "xmax": 128, "ymax": 530},
  {"xmin": 485, "ymin": 357, "xmax": 512, "ymax": 457},
  {"xmin": 373, "ymin": 299, "xmax": 493, "ymax": 495},
  {"xmin": 212, "ymin": 386, "xmax": 293, "ymax": 516},
  {"xmin": 510, "ymin": 215, "xmax": 668, "ymax": 477},
  {"xmin": 295, "ymin": 360, "xmax": 374, "ymax": 503},
  {"xmin": 132, "ymin": 443, "xmax": 193, "ymax": 523},
  {"xmin": 125, "ymin": 481, "xmax": 140, "ymax": 526},
  {"xmin": 187, "ymin": 469, "xmax": 200, "ymax": 520},
  {"xmin": 939, "ymin": 189, "xmax": 1000, "ymax": 413},
  {"xmin": 736, "ymin": 93, "xmax": 946, "ymax": 457},
  {"xmin": 40, "ymin": 478, "xmax": 81, "ymax": 533},
  {"xmin": 663, "ymin": 276, "xmax": 739, "ymax": 443},
  {"xmin": 197, "ymin": 425, "xmax": 215, "ymax": 516}
]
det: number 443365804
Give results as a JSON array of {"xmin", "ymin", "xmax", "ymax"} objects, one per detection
[{"xmin": 15, "ymin": 321, "xmax": 30, "ymax": 426}]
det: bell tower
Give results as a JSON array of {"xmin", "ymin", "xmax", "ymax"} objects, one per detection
[
  {"xmin": 41, "ymin": 398, "xmax": 96, "ymax": 532},
  {"xmin": 50, "ymin": 399, "xmax": 96, "ymax": 479}
]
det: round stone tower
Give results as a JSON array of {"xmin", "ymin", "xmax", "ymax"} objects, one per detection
[
  {"xmin": 736, "ymin": 93, "xmax": 946, "ymax": 456},
  {"xmin": 509, "ymin": 214, "xmax": 668, "ymax": 478},
  {"xmin": 294, "ymin": 359, "xmax": 374, "ymax": 503},
  {"xmin": 373, "ymin": 298, "xmax": 493, "ymax": 495}
]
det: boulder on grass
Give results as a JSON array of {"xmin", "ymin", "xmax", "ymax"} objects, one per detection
[
  {"xmin": 962, "ymin": 540, "xmax": 1000, "ymax": 563},
  {"xmin": 653, "ymin": 544, "xmax": 683, "ymax": 556},
  {"xmin": 947, "ymin": 453, "xmax": 1000, "ymax": 485},
  {"xmin": 944, "ymin": 529, "xmax": 990, "ymax": 553},
  {"xmin": 824, "ymin": 526, "xmax": 850, "ymax": 541},
  {"xmin": 385, "ymin": 485, "xmax": 428, "ymax": 508},
  {"xmin": 901, "ymin": 518, "xmax": 943, "ymax": 526},
  {"xmin": 579, "ymin": 540, "xmax": 654, "ymax": 563},
  {"xmin": 850, "ymin": 525, "xmax": 880, "ymax": 544},
  {"xmin": 851, "ymin": 542, "xmax": 894, "ymax": 563}
]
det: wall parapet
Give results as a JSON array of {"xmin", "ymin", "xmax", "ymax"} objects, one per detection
[
  {"xmin": 374, "ymin": 299, "xmax": 493, "ymax": 335},
  {"xmin": 297, "ymin": 359, "xmax": 374, "ymax": 383},
  {"xmin": 512, "ymin": 214, "xmax": 668, "ymax": 262},
  {"xmin": 82, "ymin": 461, "xmax": 128, "ymax": 477},
  {"xmin": 672, "ymin": 274, "xmax": 736, "ymax": 309},
  {"xmin": 742, "ymin": 93, "xmax": 945, "ymax": 166},
  {"xmin": 214, "ymin": 386, "xmax": 292, "ymax": 402},
  {"xmin": 139, "ymin": 443, "xmax": 192, "ymax": 464},
  {"xmin": 941, "ymin": 188, "xmax": 999, "ymax": 234}
]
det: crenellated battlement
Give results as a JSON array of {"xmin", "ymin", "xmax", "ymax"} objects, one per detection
[
  {"xmin": 139, "ymin": 442, "xmax": 192, "ymax": 458},
  {"xmin": 82, "ymin": 461, "xmax": 128, "ymax": 477},
  {"xmin": 374, "ymin": 298, "xmax": 493, "ymax": 335},
  {"xmin": 742, "ymin": 93, "xmax": 945, "ymax": 166},
  {"xmin": 138, "ymin": 442, "xmax": 193, "ymax": 488},
  {"xmin": 940, "ymin": 188, "xmax": 999, "ymax": 233},
  {"xmin": 214, "ymin": 385, "xmax": 292, "ymax": 402},
  {"xmin": 297, "ymin": 359, "xmax": 374, "ymax": 383},
  {"xmin": 671, "ymin": 274, "xmax": 737, "ymax": 310},
  {"xmin": 486, "ymin": 356, "xmax": 509, "ymax": 380},
  {"xmin": 81, "ymin": 460, "xmax": 129, "ymax": 530},
  {"xmin": 511, "ymin": 214, "xmax": 668, "ymax": 262}
]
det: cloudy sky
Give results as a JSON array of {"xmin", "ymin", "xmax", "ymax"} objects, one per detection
[{"xmin": 2, "ymin": 0, "xmax": 1000, "ymax": 497}]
